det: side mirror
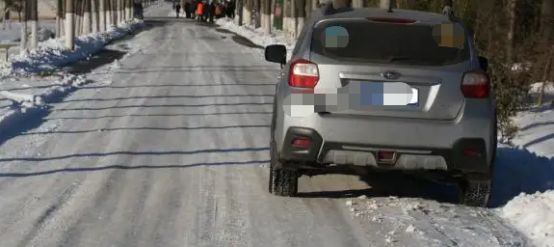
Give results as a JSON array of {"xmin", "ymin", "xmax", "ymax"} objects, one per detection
[
  {"xmin": 478, "ymin": 56, "xmax": 489, "ymax": 72},
  {"xmin": 265, "ymin": 45, "xmax": 286, "ymax": 64}
]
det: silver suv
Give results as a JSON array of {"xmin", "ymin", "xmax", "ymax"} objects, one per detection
[{"xmin": 265, "ymin": 6, "xmax": 496, "ymax": 207}]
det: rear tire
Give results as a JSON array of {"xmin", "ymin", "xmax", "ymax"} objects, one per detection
[
  {"xmin": 459, "ymin": 178, "xmax": 491, "ymax": 207},
  {"xmin": 269, "ymin": 140, "xmax": 298, "ymax": 196},
  {"xmin": 270, "ymin": 167, "xmax": 299, "ymax": 197}
]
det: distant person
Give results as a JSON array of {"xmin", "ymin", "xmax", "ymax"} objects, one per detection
[
  {"xmin": 208, "ymin": 1, "xmax": 216, "ymax": 23},
  {"xmin": 184, "ymin": 0, "xmax": 192, "ymax": 19},
  {"xmin": 196, "ymin": 1, "xmax": 205, "ymax": 21},
  {"xmin": 133, "ymin": 3, "xmax": 144, "ymax": 19},
  {"xmin": 226, "ymin": 0, "xmax": 235, "ymax": 18},
  {"xmin": 175, "ymin": 3, "xmax": 181, "ymax": 18},
  {"xmin": 204, "ymin": 1, "xmax": 210, "ymax": 21}
]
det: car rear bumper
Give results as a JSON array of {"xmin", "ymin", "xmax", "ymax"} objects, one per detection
[{"xmin": 277, "ymin": 113, "xmax": 494, "ymax": 175}]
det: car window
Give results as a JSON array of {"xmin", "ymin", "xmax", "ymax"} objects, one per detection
[{"xmin": 311, "ymin": 20, "xmax": 469, "ymax": 66}]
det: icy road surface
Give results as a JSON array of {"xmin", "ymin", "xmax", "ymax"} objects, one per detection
[{"xmin": 0, "ymin": 3, "xmax": 528, "ymax": 247}]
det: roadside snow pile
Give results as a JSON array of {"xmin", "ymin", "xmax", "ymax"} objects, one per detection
[
  {"xmin": 512, "ymin": 82, "xmax": 554, "ymax": 156},
  {"xmin": 0, "ymin": 21, "xmax": 144, "ymax": 77},
  {"xmin": 511, "ymin": 108, "xmax": 554, "ymax": 157},
  {"xmin": 0, "ymin": 74, "xmax": 88, "ymax": 135},
  {"xmin": 499, "ymin": 191, "xmax": 554, "ymax": 247},
  {"xmin": 345, "ymin": 196, "xmax": 526, "ymax": 246},
  {"xmin": 215, "ymin": 18, "xmax": 295, "ymax": 51}
]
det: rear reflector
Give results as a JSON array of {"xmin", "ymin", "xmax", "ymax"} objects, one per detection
[
  {"xmin": 289, "ymin": 59, "xmax": 319, "ymax": 88},
  {"xmin": 463, "ymin": 148, "xmax": 482, "ymax": 157},
  {"xmin": 377, "ymin": 150, "xmax": 396, "ymax": 164},
  {"xmin": 462, "ymin": 71, "xmax": 490, "ymax": 98},
  {"xmin": 291, "ymin": 137, "xmax": 312, "ymax": 148}
]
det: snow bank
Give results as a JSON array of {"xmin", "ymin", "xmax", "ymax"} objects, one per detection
[
  {"xmin": 0, "ymin": 20, "xmax": 144, "ymax": 77},
  {"xmin": 215, "ymin": 18, "xmax": 295, "ymax": 51},
  {"xmin": 499, "ymin": 191, "xmax": 554, "ymax": 247}
]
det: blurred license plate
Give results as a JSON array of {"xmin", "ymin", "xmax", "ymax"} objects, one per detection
[{"xmin": 360, "ymin": 82, "xmax": 418, "ymax": 106}]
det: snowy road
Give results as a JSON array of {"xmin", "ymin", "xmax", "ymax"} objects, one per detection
[{"xmin": 0, "ymin": 3, "xmax": 530, "ymax": 247}]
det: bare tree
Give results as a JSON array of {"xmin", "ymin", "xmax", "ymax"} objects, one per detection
[
  {"xmin": 19, "ymin": 0, "xmax": 28, "ymax": 53},
  {"xmin": 506, "ymin": 0, "xmax": 518, "ymax": 63},
  {"xmin": 83, "ymin": 0, "xmax": 91, "ymax": 34},
  {"xmin": 56, "ymin": 0, "xmax": 64, "ymax": 38},
  {"xmin": 65, "ymin": 0, "xmax": 75, "ymax": 50},
  {"xmin": 29, "ymin": 0, "xmax": 37, "ymax": 49},
  {"xmin": 92, "ymin": 0, "xmax": 99, "ymax": 33},
  {"xmin": 537, "ymin": 0, "xmax": 554, "ymax": 106},
  {"xmin": 262, "ymin": 0, "xmax": 271, "ymax": 34},
  {"xmin": 99, "ymin": 0, "xmax": 106, "ymax": 32}
]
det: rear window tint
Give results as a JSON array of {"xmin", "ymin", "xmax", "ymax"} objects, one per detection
[{"xmin": 311, "ymin": 20, "xmax": 469, "ymax": 66}]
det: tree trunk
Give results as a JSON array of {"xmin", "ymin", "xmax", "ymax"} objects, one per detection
[
  {"xmin": 65, "ymin": 0, "xmax": 75, "ymax": 50},
  {"xmin": 20, "ymin": 0, "xmax": 28, "ymax": 53},
  {"xmin": 75, "ymin": 0, "xmax": 82, "ymax": 36},
  {"xmin": 106, "ymin": 0, "xmax": 113, "ymax": 28},
  {"xmin": 295, "ymin": 0, "xmax": 305, "ymax": 37},
  {"xmin": 262, "ymin": 0, "xmax": 272, "ymax": 34},
  {"xmin": 352, "ymin": 0, "xmax": 363, "ymax": 8},
  {"xmin": 537, "ymin": 0, "xmax": 554, "ymax": 106},
  {"xmin": 29, "ymin": 0, "xmax": 37, "ymax": 49},
  {"xmin": 130, "ymin": 0, "xmax": 134, "ymax": 20},
  {"xmin": 56, "ymin": 0, "xmax": 64, "ymax": 38},
  {"xmin": 506, "ymin": 0, "xmax": 517, "ymax": 63},
  {"xmin": 380, "ymin": 0, "xmax": 393, "ymax": 9},
  {"xmin": 244, "ymin": 0, "xmax": 252, "ymax": 25},
  {"xmin": 119, "ymin": 0, "xmax": 124, "ymax": 24},
  {"xmin": 99, "ymin": 0, "xmax": 105, "ymax": 32},
  {"xmin": 91, "ymin": 0, "xmax": 99, "ymax": 33},
  {"xmin": 83, "ymin": 0, "xmax": 91, "ymax": 34}
]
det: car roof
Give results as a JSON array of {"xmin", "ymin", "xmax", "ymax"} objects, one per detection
[{"xmin": 312, "ymin": 7, "xmax": 453, "ymax": 25}]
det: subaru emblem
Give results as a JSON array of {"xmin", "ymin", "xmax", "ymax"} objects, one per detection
[{"xmin": 382, "ymin": 71, "xmax": 401, "ymax": 80}]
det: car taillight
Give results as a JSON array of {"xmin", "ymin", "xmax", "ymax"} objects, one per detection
[
  {"xmin": 289, "ymin": 59, "xmax": 319, "ymax": 88},
  {"xmin": 461, "ymin": 71, "xmax": 490, "ymax": 98}
]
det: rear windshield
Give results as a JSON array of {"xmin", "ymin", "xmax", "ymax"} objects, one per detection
[{"xmin": 311, "ymin": 20, "xmax": 469, "ymax": 66}]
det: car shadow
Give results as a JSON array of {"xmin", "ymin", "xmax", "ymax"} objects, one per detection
[
  {"xmin": 296, "ymin": 146, "xmax": 554, "ymax": 208},
  {"xmin": 296, "ymin": 168, "xmax": 460, "ymax": 204},
  {"xmin": 489, "ymin": 147, "xmax": 554, "ymax": 207}
]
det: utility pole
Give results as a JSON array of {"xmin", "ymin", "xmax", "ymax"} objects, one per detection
[{"xmin": 65, "ymin": 0, "xmax": 75, "ymax": 50}]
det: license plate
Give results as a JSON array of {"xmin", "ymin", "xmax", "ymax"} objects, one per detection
[{"xmin": 360, "ymin": 82, "xmax": 418, "ymax": 106}]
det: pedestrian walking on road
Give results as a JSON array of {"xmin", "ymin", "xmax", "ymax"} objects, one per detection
[
  {"xmin": 208, "ymin": 1, "xmax": 216, "ymax": 23},
  {"xmin": 196, "ymin": 1, "xmax": 205, "ymax": 21},
  {"xmin": 176, "ymin": 3, "xmax": 182, "ymax": 18},
  {"xmin": 184, "ymin": 0, "xmax": 192, "ymax": 18}
]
